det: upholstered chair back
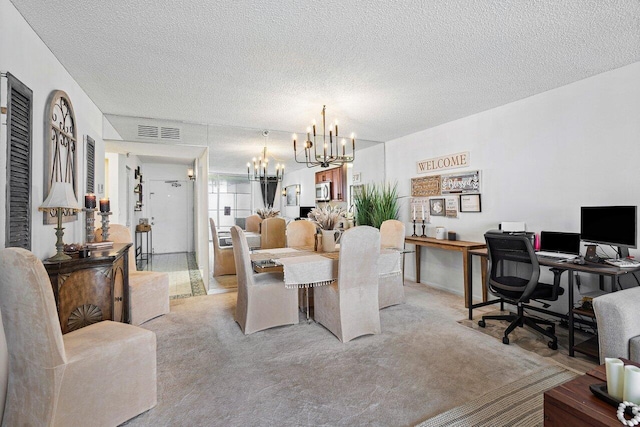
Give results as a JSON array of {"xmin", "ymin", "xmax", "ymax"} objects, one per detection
[
  {"xmin": 338, "ymin": 226, "xmax": 381, "ymax": 293},
  {"xmin": 286, "ymin": 219, "xmax": 316, "ymax": 247},
  {"xmin": 245, "ymin": 215, "xmax": 262, "ymax": 232},
  {"xmin": 0, "ymin": 248, "xmax": 67, "ymax": 424},
  {"xmin": 210, "ymin": 217, "xmax": 236, "ymax": 276},
  {"xmin": 380, "ymin": 219, "xmax": 405, "ymax": 249},
  {"xmin": 231, "ymin": 226, "xmax": 252, "ymax": 330},
  {"xmin": 261, "ymin": 217, "xmax": 287, "ymax": 249},
  {"xmin": 96, "ymin": 224, "xmax": 136, "ymax": 272}
]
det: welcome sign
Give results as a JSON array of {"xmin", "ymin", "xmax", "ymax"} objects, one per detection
[{"xmin": 417, "ymin": 151, "xmax": 469, "ymax": 174}]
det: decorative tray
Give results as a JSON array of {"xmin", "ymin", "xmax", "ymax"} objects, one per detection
[{"xmin": 590, "ymin": 383, "xmax": 635, "ymax": 416}]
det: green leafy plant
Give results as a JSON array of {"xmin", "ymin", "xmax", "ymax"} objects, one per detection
[{"xmin": 353, "ymin": 182, "xmax": 399, "ymax": 228}]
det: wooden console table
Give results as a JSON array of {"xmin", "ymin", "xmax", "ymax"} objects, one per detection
[
  {"xmin": 43, "ymin": 243, "xmax": 131, "ymax": 333},
  {"xmin": 544, "ymin": 358, "xmax": 639, "ymax": 426},
  {"xmin": 404, "ymin": 236, "xmax": 486, "ymax": 308}
]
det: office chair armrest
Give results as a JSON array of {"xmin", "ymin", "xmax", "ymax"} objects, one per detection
[{"xmin": 548, "ymin": 268, "xmax": 566, "ymax": 301}]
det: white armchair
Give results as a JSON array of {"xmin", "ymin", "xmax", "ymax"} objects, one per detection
[
  {"xmin": 97, "ymin": 224, "xmax": 170, "ymax": 325},
  {"xmin": 0, "ymin": 248, "xmax": 157, "ymax": 426},
  {"xmin": 593, "ymin": 286, "xmax": 640, "ymax": 363}
]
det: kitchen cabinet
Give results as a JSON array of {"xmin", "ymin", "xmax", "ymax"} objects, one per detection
[{"xmin": 315, "ymin": 166, "xmax": 346, "ymax": 201}]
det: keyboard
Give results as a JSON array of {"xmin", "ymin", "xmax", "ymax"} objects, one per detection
[
  {"xmin": 537, "ymin": 254, "xmax": 570, "ymax": 262},
  {"xmin": 604, "ymin": 259, "xmax": 640, "ymax": 268},
  {"xmin": 536, "ymin": 251, "xmax": 577, "ymax": 261}
]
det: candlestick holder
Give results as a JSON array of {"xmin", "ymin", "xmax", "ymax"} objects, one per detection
[
  {"xmin": 98, "ymin": 211, "xmax": 112, "ymax": 242},
  {"xmin": 411, "ymin": 219, "xmax": 418, "ymax": 237},
  {"xmin": 420, "ymin": 220, "xmax": 427, "ymax": 238},
  {"xmin": 83, "ymin": 208, "xmax": 97, "ymax": 243}
]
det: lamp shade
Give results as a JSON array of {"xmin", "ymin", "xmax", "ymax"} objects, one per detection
[{"xmin": 40, "ymin": 181, "xmax": 80, "ymax": 211}]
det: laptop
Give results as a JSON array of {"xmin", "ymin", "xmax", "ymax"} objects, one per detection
[{"xmin": 536, "ymin": 231, "xmax": 581, "ymax": 260}]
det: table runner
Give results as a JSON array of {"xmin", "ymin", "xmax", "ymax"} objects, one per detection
[{"xmin": 276, "ymin": 249, "xmax": 402, "ymax": 288}]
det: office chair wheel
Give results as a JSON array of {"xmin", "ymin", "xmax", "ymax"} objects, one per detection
[
  {"xmin": 478, "ymin": 320, "xmax": 486, "ymax": 328},
  {"xmin": 502, "ymin": 336, "xmax": 509, "ymax": 345},
  {"xmin": 548, "ymin": 341, "xmax": 558, "ymax": 350}
]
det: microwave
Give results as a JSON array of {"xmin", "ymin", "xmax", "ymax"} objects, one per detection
[{"xmin": 315, "ymin": 182, "xmax": 331, "ymax": 201}]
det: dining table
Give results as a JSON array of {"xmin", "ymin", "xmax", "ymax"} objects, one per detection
[{"xmin": 250, "ymin": 246, "xmax": 402, "ymax": 320}]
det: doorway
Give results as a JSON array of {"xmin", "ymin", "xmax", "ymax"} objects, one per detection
[{"xmin": 149, "ymin": 179, "xmax": 193, "ymax": 253}]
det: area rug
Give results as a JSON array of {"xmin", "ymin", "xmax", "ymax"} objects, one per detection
[
  {"xmin": 416, "ymin": 365, "xmax": 578, "ymax": 427},
  {"xmin": 148, "ymin": 252, "xmax": 206, "ymax": 299},
  {"xmin": 459, "ymin": 309, "xmax": 597, "ymax": 374},
  {"xmin": 123, "ymin": 285, "xmax": 560, "ymax": 426}
]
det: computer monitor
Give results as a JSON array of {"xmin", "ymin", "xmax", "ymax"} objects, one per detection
[
  {"xmin": 299, "ymin": 206, "xmax": 315, "ymax": 219},
  {"xmin": 580, "ymin": 206, "xmax": 637, "ymax": 258}
]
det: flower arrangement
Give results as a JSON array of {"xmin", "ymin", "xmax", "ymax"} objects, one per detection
[
  {"xmin": 256, "ymin": 207, "xmax": 280, "ymax": 219},
  {"xmin": 307, "ymin": 205, "xmax": 346, "ymax": 230}
]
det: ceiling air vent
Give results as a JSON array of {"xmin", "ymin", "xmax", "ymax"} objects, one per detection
[
  {"xmin": 160, "ymin": 126, "xmax": 181, "ymax": 140},
  {"xmin": 138, "ymin": 124, "xmax": 159, "ymax": 138}
]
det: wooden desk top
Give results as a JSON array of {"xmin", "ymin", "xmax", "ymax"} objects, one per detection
[
  {"xmin": 404, "ymin": 236, "xmax": 486, "ymax": 250},
  {"xmin": 469, "ymin": 247, "xmax": 640, "ymax": 276}
]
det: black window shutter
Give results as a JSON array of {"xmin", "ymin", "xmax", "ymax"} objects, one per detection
[
  {"xmin": 86, "ymin": 135, "xmax": 95, "ymax": 193},
  {"xmin": 5, "ymin": 73, "xmax": 33, "ymax": 250}
]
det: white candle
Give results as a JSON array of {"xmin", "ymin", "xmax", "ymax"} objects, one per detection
[
  {"xmin": 606, "ymin": 358, "xmax": 625, "ymax": 400},
  {"xmin": 413, "ymin": 206, "xmax": 416, "ymax": 221},
  {"xmin": 421, "ymin": 205, "xmax": 425, "ymax": 221},
  {"xmin": 623, "ymin": 365, "xmax": 640, "ymax": 405}
]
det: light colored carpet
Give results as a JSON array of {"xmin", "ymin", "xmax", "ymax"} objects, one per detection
[
  {"xmin": 416, "ymin": 365, "xmax": 578, "ymax": 427},
  {"xmin": 124, "ymin": 283, "xmax": 561, "ymax": 426}
]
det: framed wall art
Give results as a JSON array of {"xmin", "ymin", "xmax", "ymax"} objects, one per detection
[
  {"xmin": 285, "ymin": 184, "xmax": 299, "ymax": 206},
  {"xmin": 459, "ymin": 194, "xmax": 482, "ymax": 212},
  {"xmin": 429, "ymin": 198, "xmax": 445, "ymax": 216}
]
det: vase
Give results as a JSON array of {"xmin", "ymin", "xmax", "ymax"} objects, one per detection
[{"xmin": 321, "ymin": 229, "xmax": 341, "ymax": 252}]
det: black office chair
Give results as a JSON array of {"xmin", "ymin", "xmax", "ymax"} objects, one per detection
[{"xmin": 478, "ymin": 231, "xmax": 565, "ymax": 349}]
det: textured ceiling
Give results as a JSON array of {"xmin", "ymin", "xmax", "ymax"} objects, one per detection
[{"xmin": 10, "ymin": 0, "xmax": 640, "ymax": 171}]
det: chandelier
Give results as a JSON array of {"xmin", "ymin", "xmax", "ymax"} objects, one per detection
[
  {"xmin": 292, "ymin": 105, "xmax": 355, "ymax": 168},
  {"xmin": 247, "ymin": 130, "xmax": 284, "ymax": 182}
]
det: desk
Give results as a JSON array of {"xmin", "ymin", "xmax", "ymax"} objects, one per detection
[
  {"xmin": 404, "ymin": 236, "xmax": 486, "ymax": 308},
  {"xmin": 544, "ymin": 358, "xmax": 639, "ymax": 426},
  {"xmin": 469, "ymin": 248, "xmax": 640, "ymax": 357}
]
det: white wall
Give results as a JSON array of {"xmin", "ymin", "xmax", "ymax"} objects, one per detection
[
  {"xmin": 0, "ymin": 0, "xmax": 106, "ymax": 259},
  {"xmin": 387, "ymin": 61, "xmax": 640, "ymax": 313},
  {"xmin": 0, "ymin": 0, "xmax": 109, "ymax": 421}
]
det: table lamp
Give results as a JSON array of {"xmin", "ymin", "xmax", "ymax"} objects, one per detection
[{"xmin": 39, "ymin": 181, "xmax": 81, "ymax": 261}]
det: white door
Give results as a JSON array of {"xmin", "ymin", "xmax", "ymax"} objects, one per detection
[{"xmin": 149, "ymin": 180, "xmax": 191, "ymax": 253}]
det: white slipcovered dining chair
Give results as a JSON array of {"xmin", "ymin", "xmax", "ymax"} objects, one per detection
[
  {"xmin": 593, "ymin": 286, "xmax": 640, "ymax": 363},
  {"xmin": 0, "ymin": 248, "xmax": 157, "ymax": 426},
  {"xmin": 210, "ymin": 218, "xmax": 236, "ymax": 276},
  {"xmin": 314, "ymin": 226, "xmax": 382, "ymax": 342},
  {"xmin": 245, "ymin": 214, "xmax": 262, "ymax": 233},
  {"xmin": 97, "ymin": 224, "xmax": 170, "ymax": 325},
  {"xmin": 261, "ymin": 217, "xmax": 287, "ymax": 249},
  {"xmin": 231, "ymin": 226, "xmax": 299, "ymax": 334},
  {"xmin": 379, "ymin": 219, "xmax": 406, "ymax": 309},
  {"xmin": 286, "ymin": 219, "xmax": 317, "ymax": 248}
]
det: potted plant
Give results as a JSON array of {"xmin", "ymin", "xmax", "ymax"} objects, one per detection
[
  {"xmin": 353, "ymin": 182, "xmax": 399, "ymax": 228},
  {"xmin": 256, "ymin": 207, "xmax": 280, "ymax": 219},
  {"xmin": 307, "ymin": 205, "xmax": 346, "ymax": 252}
]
